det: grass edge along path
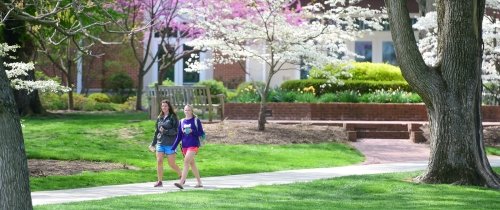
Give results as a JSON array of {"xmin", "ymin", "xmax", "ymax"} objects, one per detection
[
  {"xmin": 29, "ymin": 143, "xmax": 363, "ymax": 191},
  {"xmin": 34, "ymin": 169, "xmax": 500, "ymax": 210}
]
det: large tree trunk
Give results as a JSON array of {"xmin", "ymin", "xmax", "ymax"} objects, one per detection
[
  {"xmin": 386, "ymin": 0, "xmax": 500, "ymax": 188},
  {"xmin": 0, "ymin": 60, "xmax": 33, "ymax": 209}
]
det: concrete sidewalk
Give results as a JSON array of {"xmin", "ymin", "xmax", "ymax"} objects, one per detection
[{"xmin": 32, "ymin": 157, "xmax": 500, "ymax": 206}]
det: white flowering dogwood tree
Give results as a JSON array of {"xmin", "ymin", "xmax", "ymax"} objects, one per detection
[
  {"xmin": 182, "ymin": 0, "xmax": 382, "ymax": 130},
  {"xmin": 386, "ymin": 0, "xmax": 500, "ymax": 188},
  {"xmin": 414, "ymin": 1, "xmax": 500, "ymax": 105}
]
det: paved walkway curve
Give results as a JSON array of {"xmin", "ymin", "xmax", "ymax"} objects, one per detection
[
  {"xmin": 31, "ymin": 138, "xmax": 500, "ymax": 206},
  {"xmin": 350, "ymin": 138, "xmax": 431, "ymax": 164},
  {"xmin": 31, "ymin": 162, "xmax": 430, "ymax": 206}
]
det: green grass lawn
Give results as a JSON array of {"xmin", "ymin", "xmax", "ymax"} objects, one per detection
[
  {"xmin": 23, "ymin": 112, "xmax": 363, "ymax": 191},
  {"xmin": 487, "ymin": 146, "xmax": 500, "ymax": 156},
  {"xmin": 35, "ymin": 169, "xmax": 500, "ymax": 210}
]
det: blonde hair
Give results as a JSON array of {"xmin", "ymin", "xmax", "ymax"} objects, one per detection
[{"xmin": 184, "ymin": 104, "xmax": 197, "ymax": 118}]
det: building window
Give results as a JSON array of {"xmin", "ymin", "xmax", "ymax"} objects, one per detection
[
  {"xmin": 300, "ymin": 58, "xmax": 311, "ymax": 79},
  {"xmin": 382, "ymin": 41, "xmax": 398, "ymax": 65},
  {"xmin": 157, "ymin": 44, "xmax": 175, "ymax": 82},
  {"xmin": 355, "ymin": 41, "xmax": 372, "ymax": 62},
  {"xmin": 183, "ymin": 45, "xmax": 199, "ymax": 84}
]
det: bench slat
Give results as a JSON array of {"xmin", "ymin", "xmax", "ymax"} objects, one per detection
[{"xmin": 149, "ymin": 85, "xmax": 224, "ymax": 122}]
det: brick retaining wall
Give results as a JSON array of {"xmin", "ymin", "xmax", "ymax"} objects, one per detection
[{"xmin": 224, "ymin": 103, "xmax": 500, "ymax": 121}]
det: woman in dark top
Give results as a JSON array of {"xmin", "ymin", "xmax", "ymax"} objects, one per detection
[{"xmin": 149, "ymin": 100, "xmax": 182, "ymax": 187}]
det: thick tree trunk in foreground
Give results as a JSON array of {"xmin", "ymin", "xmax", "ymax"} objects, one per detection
[
  {"xmin": 0, "ymin": 60, "xmax": 33, "ymax": 209},
  {"xmin": 386, "ymin": 0, "xmax": 500, "ymax": 187}
]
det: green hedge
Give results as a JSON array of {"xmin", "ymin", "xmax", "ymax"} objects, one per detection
[
  {"xmin": 309, "ymin": 62, "xmax": 405, "ymax": 81},
  {"xmin": 195, "ymin": 80, "xmax": 228, "ymax": 103},
  {"xmin": 281, "ymin": 79, "xmax": 412, "ymax": 95}
]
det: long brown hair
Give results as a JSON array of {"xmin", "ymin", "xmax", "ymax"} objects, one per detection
[{"xmin": 158, "ymin": 99, "xmax": 177, "ymax": 119}]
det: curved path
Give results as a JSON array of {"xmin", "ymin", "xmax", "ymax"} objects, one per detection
[
  {"xmin": 31, "ymin": 138, "xmax": 500, "ymax": 206},
  {"xmin": 350, "ymin": 138, "xmax": 430, "ymax": 164}
]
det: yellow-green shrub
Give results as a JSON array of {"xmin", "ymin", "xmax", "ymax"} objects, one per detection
[
  {"xmin": 88, "ymin": 93, "xmax": 111, "ymax": 103},
  {"xmin": 309, "ymin": 62, "xmax": 405, "ymax": 81}
]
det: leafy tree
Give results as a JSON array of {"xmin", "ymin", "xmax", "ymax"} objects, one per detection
[{"xmin": 386, "ymin": 0, "xmax": 500, "ymax": 188}]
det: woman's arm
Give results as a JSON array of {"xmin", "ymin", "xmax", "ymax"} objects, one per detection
[
  {"xmin": 150, "ymin": 119, "xmax": 160, "ymax": 147},
  {"xmin": 171, "ymin": 120, "xmax": 183, "ymax": 150},
  {"xmin": 195, "ymin": 118, "xmax": 205, "ymax": 137}
]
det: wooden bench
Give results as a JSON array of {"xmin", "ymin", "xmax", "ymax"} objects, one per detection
[{"xmin": 149, "ymin": 85, "xmax": 224, "ymax": 122}]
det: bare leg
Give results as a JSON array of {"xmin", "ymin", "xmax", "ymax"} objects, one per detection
[
  {"xmin": 178, "ymin": 151, "xmax": 197, "ymax": 186},
  {"xmin": 189, "ymin": 158, "xmax": 202, "ymax": 186},
  {"xmin": 167, "ymin": 154, "xmax": 182, "ymax": 177},
  {"xmin": 156, "ymin": 152, "xmax": 164, "ymax": 182}
]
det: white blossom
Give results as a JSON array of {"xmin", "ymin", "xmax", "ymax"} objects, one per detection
[
  {"xmin": 413, "ymin": 7, "xmax": 500, "ymax": 81},
  {"xmin": 1, "ymin": 43, "xmax": 70, "ymax": 93},
  {"xmin": 182, "ymin": 0, "xmax": 383, "ymax": 86}
]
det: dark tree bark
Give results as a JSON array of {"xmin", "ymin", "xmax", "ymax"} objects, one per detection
[
  {"xmin": 3, "ymin": 17, "xmax": 46, "ymax": 116},
  {"xmin": 0, "ymin": 58, "xmax": 33, "ymax": 209},
  {"xmin": 386, "ymin": 0, "xmax": 500, "ymax": 188}
]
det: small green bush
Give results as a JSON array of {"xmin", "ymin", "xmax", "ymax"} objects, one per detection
[
  {"xmin": 318, "ymin": 93, "xmax": 338, "ymax": 103},
  {"xmin": 235, "ymin": 91, "xmax": 260, "ymax": 103},
  {"xmin": 88, "ymin": 93, "xmax": 111, "ymax": 103},
  {"xmin": 336, "ymin": 90, "xmax": 360, "ymax": 103},
  {"xmin": 60, "ymin": 93, "xmax": 87, "ymax": 110},
  {"xmin": 82, "ymin": 99, "xmax": 116, "ymax": 111},
  {"xmin": 229, "ymin": 87, "xmax": 422, "ymax": 104},
  {"xmin": 236, "ymin": 81, "xmax": 265, "ymax": 95},
  {"xmin": 267, "ymin": 88, "xmax": 295, "ymax": 102},
  {"xmin": 82, "ymin": 99, "xmax": 97, "ymax": 111},
  {"xmin": 226, "ymin": 90, "xmax": 238, "ymax": 101},
  {"xmin": 295, "ymin": 93, "xmax": 317, "ymax": 103},
  {"xmin": 232, "ymin": 82, "xmax": 265, "ymax": 103},
  {"xmin": 40, "ymin": 93, "xmax": 67, "ymax": 110},
  {"xmin": 309, "ymin": 62, "xmax": 405, "ymax": 81},
  {"xmin": 348, "ymin": 62, "xmax": 405, "ymax": 81},
  {"xmin": 281, "ymin": 79, "xmax": 412, "ymax": 95},
  {"xmin": 105, "ymin": 71, "xmax": 134, "ymax": 103},
  {"xmin": 148, "ymin": 79, "xmax": 175, "ymax": 88},
  {"xmin": 358, "ymin": 89, "xmax": 422, "ymax": 103},
  {"xmin": 121, "ymin": 96, "xmax": 137, "ymax": 111},
  {"xmin": 195, "ymin": 80, "xmax": 228, "ymax": 103}
]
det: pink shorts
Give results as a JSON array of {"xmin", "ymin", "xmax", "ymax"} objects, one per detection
[{"xmin": 182, "ymin": 147, "xmax": 199, "ymax": 156}]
